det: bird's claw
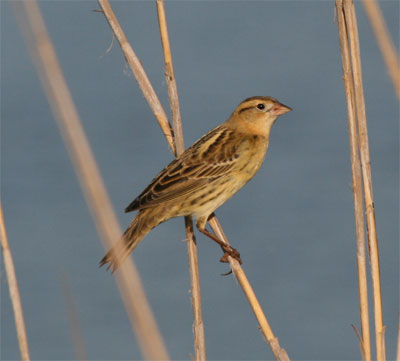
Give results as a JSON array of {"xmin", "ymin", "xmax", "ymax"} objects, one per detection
[
  {"xmin": 219, "ymin": 245, "xmax": 242, "ymax": 265},
  {"xmin": 221, "ymin": 269, "xmax": 233, "ymax": 276}
]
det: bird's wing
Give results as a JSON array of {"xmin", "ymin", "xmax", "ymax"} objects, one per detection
[{"xmin": 125, "ymin": 125, "xmax": 240, "ymax": 212}]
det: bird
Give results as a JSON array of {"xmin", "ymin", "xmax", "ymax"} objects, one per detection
[{"xmin": 100, "ymin": 96, "xmax": 292, "ymax": 272}]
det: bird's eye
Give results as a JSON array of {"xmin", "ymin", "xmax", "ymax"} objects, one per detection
[{"xmin": 256, "ymin": 103, "xmax": 265, "ymax": 110}]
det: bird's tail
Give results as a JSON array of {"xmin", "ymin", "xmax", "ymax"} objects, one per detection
[{"xmin": 99, "ymin": 209, "xmax": 157, "ymax": 272}]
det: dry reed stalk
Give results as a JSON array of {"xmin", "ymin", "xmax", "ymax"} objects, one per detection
[
  {"xmin": 208, "ymin": 215, "xmax": 290, "ymax": 361},
  {"xmin": 14, "ymin": 1, "xmax": 169, "ymax": 359},
  {"xmin": 97, "ymin": 1, "xmax": 290, "ymax": 359},
  {"xmin": 361, "ymin": 0, "xmax": 400, "ymax": 100},
  {"xmin": 338, "ymin": 1, "xmax": 386, "ymax": 360},
  {"xmin": 156, "ymin": 1, "xmax": 206, "ymax": 359},
  {"xmin": 156, "ymin": 0, "xmax": 183, "ymax": 152},
  {"xmin": 0, "ymin": 204, "xmax": 31, "ymax": 361},
  {"xmin": 184, "ymin": 217, "xmax": 206, "ymax": 360},
  {"xmin": 336, "ymin": 2, "xmax": 371, "ymax": 359},
  {"xmin": 97, "ymin": 0, "xmax": 176, "ymax": 155},
  {"xmin": 343, "ymin": 2, "xmax": 386, "ymax": 359}
]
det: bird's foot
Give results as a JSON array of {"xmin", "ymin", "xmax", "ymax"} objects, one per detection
[{"xmin": 219, "ymin": 245, "xmax": 242, "ymax": 265}]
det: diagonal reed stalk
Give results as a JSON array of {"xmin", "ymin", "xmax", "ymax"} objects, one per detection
[
  {"xmin": 13, "ymin": 1, "xmax": 169, "ymax": 359},
  {"xmin": 336, "ymin": 1, "xmax": 386, "ymax": 360},
  {"xmin": 0, "ymin": 203, "xmax": 31, "ymax": 361},
  {"xmin": 97, "ymin": 1, "xmax": 291, "ymax": 359},
  {"xmin": 208, "ymin": 215, "xmax": 290, "ymax": 361},
  {"xmin": 156, "ymin": 1, "xmax": 206, "ymax": 360},
  {"xmin": 96, "ymin": 0, "xmax": 175, "ymax": 155},
  {"xmin": 361, "ymin": 0, "xmax": 400, "ymax": 100}
]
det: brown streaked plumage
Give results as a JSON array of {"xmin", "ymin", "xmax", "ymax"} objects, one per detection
[{"xmin": 100, "ymin": 96, "xmax": 291, "ymax": 271}]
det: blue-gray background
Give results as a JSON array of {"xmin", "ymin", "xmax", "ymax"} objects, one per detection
[{"xmin": 1, "ymin": 1, "xmax": 398, "ymax": 360}]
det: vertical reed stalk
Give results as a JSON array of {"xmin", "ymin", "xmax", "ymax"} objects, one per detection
[
  {"xmin": 337, "ymin": 1, "xmax": 386, "ymax": 360},
  {"xmin": 343, "ymin": 2, "xmax": 386, "ymax": 359},
  {"xmin": 0, "ymin": 204, "xmax": 31, "ymax": 361},
  {"xmin": 156, "ymin": 1, "xmax": 206, "ymax": 360},
  {"xmin": 361, "ymin": 0, "xmax": 400, "ymax": 100},
  {"xmin": 336, "ymin": 3, "xmax": 371, "ymax": 359},
  {"xmin": 14, "ymin": 1, "xmax": 169, "ymax": 359}
]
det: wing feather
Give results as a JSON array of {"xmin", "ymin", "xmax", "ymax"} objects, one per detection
[{"xmin": 125, "ymin": 125, "xmax": 240, "ymax": 212}]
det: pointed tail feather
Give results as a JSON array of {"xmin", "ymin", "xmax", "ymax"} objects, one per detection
[{"xmin": 99, "ymin": 211, "xmax": 152, "ymax": 272}]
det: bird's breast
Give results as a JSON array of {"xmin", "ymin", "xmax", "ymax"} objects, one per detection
[{"xmin": 233, "ymin": 135, "xmax": 269, "ymax": 181}]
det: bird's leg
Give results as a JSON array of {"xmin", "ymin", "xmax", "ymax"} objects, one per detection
[{"xmin": 196, "ymin": 222, "xmax": 242, "ymax": 265}]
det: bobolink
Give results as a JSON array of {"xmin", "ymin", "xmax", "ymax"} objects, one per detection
[{"xmin": 100, "ymin": 96, "xmax": 291, "ymax": 271}]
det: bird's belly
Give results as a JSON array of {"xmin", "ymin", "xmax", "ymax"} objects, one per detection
[{"xmin": 179, "ymin": 177, "xmax": 245, "ymax": 220}]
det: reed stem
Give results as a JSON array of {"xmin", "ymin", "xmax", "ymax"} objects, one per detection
[
  {"xmin": 361, "ymin": 0, "xmax": 400, "ymax": 100},
  {"xmin": 0, "ymin": 204, "xmax": 31, "ymax": 361},
  {"xmin": 156, "ymin": 1, "xmax": 206, "ymax": 359},
  {"xmin": 336, "ymin": 1, "xmax": 386, "ymax": 360},
  {"xmin": 336, "ymin": 2, "xmax": 372, "ymax": 359},
  {"xmin": 16, "ymin": 1, "xmax": 169, "ymax": 359}
]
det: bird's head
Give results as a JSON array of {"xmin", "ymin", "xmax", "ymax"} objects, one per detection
[{"xmin": 227, "ymin": 96, "xmax": 292, "ymax": 137}]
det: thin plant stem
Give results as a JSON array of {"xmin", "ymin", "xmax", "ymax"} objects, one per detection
[
  {"xmin": 208, "ymin": 215, "xmax": 290, "ymax": 361},
  {"xmin": 336, "ymin": 2, "xmax": 372, "ymax": 359},
  {"xmin": 156, "ymin": 1, "xmax": 206, "ymax": 360},
  {"xmin": 361, "ymin": 0, "xmax": 400, "ymax": 100},
  {"xmin": 343, "ymin": 1, "xmax": 386, "ymax": 359},
  {"xmin": 338, "ymin": 1, "xmax": 386, "ymax": 360},
  {"xmin": 185, "ymin": 217, "xmax": 206, "ymax": 360},
  {"xmin": 97, "ymin": 1, "xmax": 291, "ymax": 359},
  {"xmin": 14, "ymin": 1, "xmax": 169, "ymax": 359},
  {"xmin": 97, "ymin": 0, "xmax": 176, "ymax": 155},
  {"xmin": 156, "ymin": 0, "xmax": 183, "ymax": 153},
  {"xmin": 0, "ymin": 203, "xmax": 31, "ymax": 361}
]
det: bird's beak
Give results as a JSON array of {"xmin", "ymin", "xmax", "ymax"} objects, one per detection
[{"xmin": 270, "ymin": 102, "xmax": 292, "ymax": 116}]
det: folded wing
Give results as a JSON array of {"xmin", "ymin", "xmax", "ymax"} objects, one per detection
[{"xmin": 125, "ymin": 125, "xmax": 240, "ymax": 212}]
